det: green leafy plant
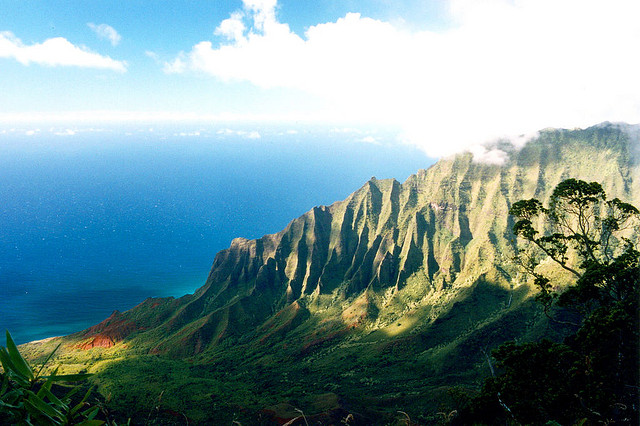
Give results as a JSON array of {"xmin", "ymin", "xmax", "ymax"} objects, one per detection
[{"xmin": 0, "ymin": 330, "xmax": 103, "ymax": 425}]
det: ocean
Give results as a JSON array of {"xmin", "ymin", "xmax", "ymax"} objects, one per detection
[{"xmin": 0, "ymin": 125, "xmax": 433, "ymax": 344}]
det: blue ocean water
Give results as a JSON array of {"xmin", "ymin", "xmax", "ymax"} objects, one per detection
[{"xmin": 0, "ymin": 126, "xmax": 433, "ymax": 344}]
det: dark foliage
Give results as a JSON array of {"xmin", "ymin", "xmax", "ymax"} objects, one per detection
[{"xmin": 455, "ymin": 179, "xmax": 639, "ymax": 425}]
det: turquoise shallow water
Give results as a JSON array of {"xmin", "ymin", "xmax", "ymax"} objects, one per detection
[{"xmin": 0, "ymin": 127, "xmax": 433, "ymax": 344}]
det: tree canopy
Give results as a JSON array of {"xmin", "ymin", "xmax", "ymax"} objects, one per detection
[{"xmin": 455, "ymin": 179, "xmax": 639, "ymax": 425}]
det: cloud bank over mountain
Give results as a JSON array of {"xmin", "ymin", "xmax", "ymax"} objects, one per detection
[{"xmin": 166, "ymin": 0, "xmax": 640, "ymax": 157}]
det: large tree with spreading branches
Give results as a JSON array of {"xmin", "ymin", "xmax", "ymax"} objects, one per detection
[{"xmin": 455, "ymin": 179, "xmax": 639, "ymax": 425}]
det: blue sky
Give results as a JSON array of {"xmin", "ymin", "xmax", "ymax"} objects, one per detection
[
  {"xmin": 1, "ymin": 0, "xmax": 639, "ymax": 158},
  {"xmin": 0, "ymin": 1, "xmax": 447, "ymax": 117}
]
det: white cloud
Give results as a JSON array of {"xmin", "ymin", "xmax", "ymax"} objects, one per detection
[
  {"xmin": 216, "ymin": 128, "xmax": 261, "ymax": 139},
  {"xmin": 87, "ymin": 23, "xmax": 122, "ymax": 46},
  {"xmin": 360, "ymin": 136, "xmax": 378, "ymax": 144},
  {"xmin": 0, "ymin": 111, "xmax": 265, "ymax": 124},
  {"xmin": 176, "ymin": 131, "xmax": 201, "ymax": 137},
  {"xmin": 166, "ymin": 0, "xmax": 640, "ymax": 157},
  {"xmin": 468, "ymin": 144, "xmax": 509, "ymax": 166},
  {"xmin": 164, "ymin": 55, "xmax": 187, "ymax": 74},
  {"xmin": 53, "ymin": 129, "xmax": 76, "ymax": 136},
  {"xmin": 331, "ymin": 127, "xmax": 363, "ymax": 134},
  {"xmin": 215, "ymin": 12, "xmax": 247, "ymax": 42},
  {"xmin": 0, "ymin": 31, "xmax": 127, "ymax": 71}
]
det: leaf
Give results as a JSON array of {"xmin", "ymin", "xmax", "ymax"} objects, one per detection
[
  {"xmin": 37, "ymin": 383, "xmax": 68, "ymax": 412},
  {"xmin": 40, "ymin": 373, "xmax": 93, "ymax": 382},
  {"xmin": 0, "ymin": 347, "xmax": 19, "ymax": 376},
  {"xmin": 34, "ymin": 342, "xmax": 62, "ymax": 380},
  {"xmin": 0, "ymin": 347, "xmax": 30, "ymax": 386},
  {"xmin": 1, "ymin": 372, "xmax": 8, "ymax": 395},
  {"xmin": 5, "ymin": 330, "xmax": 34, "ymax": 380},
  {"xmin": 25, "ymin": 390, "xmax": 64, "ymax": 422},
  {"xmin": 63, "ymin": 381, "xmax": 84, "ymax": 401},
  {"xmin": 70, "ymin": 385, "xmax": 94, "ymax": 416},
  {"xmin": 0, "ymin": 399, "xmax": 22, "ymax": 409},
  {"xmin": 82, "ymin": 404, "xmax": 101, "ymax": 420},
  {"xmin": 76, "ymin": 420, "xmax": 105, "ymax": 426}
]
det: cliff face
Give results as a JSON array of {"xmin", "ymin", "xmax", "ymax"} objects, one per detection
[{"xmin": 68, "ymin": 123, "xmax": 639, "ymax": 358}]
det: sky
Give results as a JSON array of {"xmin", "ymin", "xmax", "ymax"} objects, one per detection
[{"xmin": 1, "ymin": 0, "xmax": 640, "ymax": 158}]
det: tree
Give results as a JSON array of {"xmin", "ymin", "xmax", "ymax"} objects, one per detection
[
  {"xmin": 510, "ymin": 178, "xmax": 639, "ymax": 316},
  {"xmin": 454, "ymin": 179, "xmax": 639, "ymax": 425}
]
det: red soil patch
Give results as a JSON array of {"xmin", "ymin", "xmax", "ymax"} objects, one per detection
[{"xmin": 76, "ymin": 310, "xmax": 141, "ymax": 350}]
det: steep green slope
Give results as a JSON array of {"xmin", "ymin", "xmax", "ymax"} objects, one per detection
[{"xmin": 22, "ymin": 123, "xmax": 639, "ymax": 424}]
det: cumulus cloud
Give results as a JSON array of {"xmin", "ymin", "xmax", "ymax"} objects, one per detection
[
  {"xmin": 215, "ymin": 12, "xmax": 247, "ymax": 42},
  {"xmin": 87, "ymin": 23, "xmax": 122, "ymax": 46},
  {"xmin": 0, "ymin": 31, "xmax": 127, "ymax": 71},
  {"xmin": 166, "ymin": 0, "xmax": 640, "ymax": 158}
]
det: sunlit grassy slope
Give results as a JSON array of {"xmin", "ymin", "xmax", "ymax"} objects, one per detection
[{"xmin": 21, "ymin": 123, "xmax": 639, "ymax": 424}]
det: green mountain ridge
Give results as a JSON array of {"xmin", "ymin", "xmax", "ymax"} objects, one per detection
[{"xmin": 21, "ymin": 123, "xmax": 640, "ymax": 424}]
